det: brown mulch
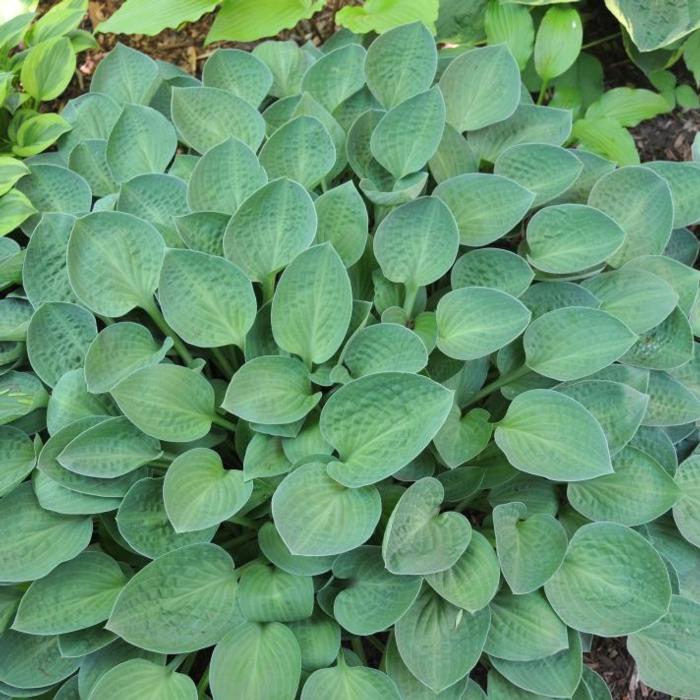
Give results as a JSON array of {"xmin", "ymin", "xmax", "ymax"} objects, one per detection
[{"xmin": 35, "ymin": 3, "xmax": 687, "ymax": 699}]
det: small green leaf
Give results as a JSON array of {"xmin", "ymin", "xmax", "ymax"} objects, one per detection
[{"xmin": 21, "ymin": 36, "xmax": 76, "ymax": 101}]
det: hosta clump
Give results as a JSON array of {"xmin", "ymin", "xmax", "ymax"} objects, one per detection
[{"xmin": 1, "ymin": 22, "xmax": 700, "ymax": 700}]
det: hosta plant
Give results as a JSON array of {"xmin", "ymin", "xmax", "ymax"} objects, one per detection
[{"xmin": 2, "ymin": 22, "xmax": 700, "ymax": 700}]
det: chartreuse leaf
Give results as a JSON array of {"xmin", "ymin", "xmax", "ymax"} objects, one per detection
[
  {"xmin": 567, "ymin": 445, "xmax": 680, "ymax": 526},
  {"xmin": 202, "ymin": 48, "xmax": 273, "ymax": 107},
  {"xmin": 495, "ymin": 389, "xmax": 613, "ymax": 481},
  {"xmin": 320, "ymin": 372, "xmax": 453, "ymax": 487},
  {"xmin": 485, "ymin": 590, "xmax": 568, "ymax": 662},
  {"xmin": 89, "ymin": 658, "xmax": 197, "ymax": 700},
  {"xmin": 163, "ymin": 448, "xmax": 251, "ymax": 533},
  {"xmin": 106, "ymin": 104, "xmax": 177, "ymax": 183},
  {"xmin": 0, "ymin": 630, "xmax": 81, "ymax": 690},
  {"xmin": 439, "ymin": 45, "xmax": 520, "ymax": 132},
  {"xmin": 0, "ymin": 157, "xmax": 28, "ymax": 197},
  {"xmin": 302, "ymin": 660, "xmax": 401, "ymax": 700},
  {"xmin": 160, "ymin": 249, "xmax": 256, "ymax": 349},
  {"xmin": 223, "ymin": 178, "xmax": 316, "ymax": 283},
  {"xmin": 273, "ymin": 462, "xmax": 381, "ymax": 556},
  {"xmin": 587, "ymin": 88, "xmax": 672, "ymax": 127},
  {"xmin": 332, "ymin": 546, "xmax": 420, "ymax": 635},
  {"xmin": 210, "ymin": 620, "xmax": 301, "ymax": 700},
  {"xmin": 187, "ymin": 137, "xmax": 267, "ymax": 215},
  {"xmin": 382, "ymin": 477, "xmax": 471, "ymax": 575},
  {"xmin": 369, "ymin": 87, "xmax": 445, "ymax": 179},
  {"xmin": 556, "ymin": 380, "xmax": 648, "ymax": 455},
  {"xmin": 526, "ymin": 204, "xmax": 625, "ymax": 274},
  {"xmin": 21, "ymin": 36, "xmax": 76, "ymax": 102},
  {"xmin": 0, "ymin": 426, "xmax": 35, "ymax": 497},
  {"xmin": 485, "ymin": 0, "xmax": 534, "ymax": 70},
  {"xmin": 544, "ymin": 522, "xmax": 671, "ymax": 636},
  {"xmin": 84, "ymin": 322, "xmax": 171, "ymax": 394},
  {"xmin": 223, "ymin": 356, "xmax": 321, "ymax": 424},
  {"xmin": 524, "ymin": 307, "xmax": 637, "ymax": 381},
  {"xmin": 451, "ymin": 249, "xmax": 533, "ymax": 297},
  {"xmin": 435, "ymin": 173, "xmax": 534, "ymax": 246},
  {"xmin": 13, "ymin": 551, "xmax": 126, "ymax": 635},
  {"xmin": 336, "ymin": 0, "xmax": 439, "ymax": 34},
  {"xmin": 374, "ymin": 197, "xmax": 459, "ymax": 290},
  {"xmin": 628, "ymin": 595, "xmax": 700, "ymax": 697},
  {"xmin": 171, "ymin": 86, "xmax": 266, "ymax": 153},
  {"xmin": 0, "ymin": 189, "xmax": 36, "ymax": 236},
  {"xmin": 534, "ymin": 6, "xmax": 582, "ymax": 81},
  {"xmin": 588, "ymin": 166, "xmax": 674, "ymax": 267},
  {"xmin": 108, "ymin": 543, "xmax": 239, "ymax": 653},
  {"xmin": 364, "ymin": 22, "xmax": 436, "ymax": 109},
  {"xmin": 67, "ymin": 211, "xmax": 165, "ymax": 317},
  {"xmin": 395, "ymin": 588, "xmax": 490, "ymax": 693},
  {"xmin": 26, "ymin": 301, "xmax": 96, "ymax": 387},
  {"xmin": 0, "ymin": 482, "xmax": 92, "ymax": 583},
  {"xmin": 260, "ymin": 116, "xmax": 335, "ymax": 189},
  {"xmin": 436, "ymin": 287, "xmax": 531, "ymax": 361},
  {"xmin": 272, "ymin": 244, "xmax": 352, "ymax": 366},
  {"xmin": 494, "ymin": 501, "xmax": 567, "ymax": 594},
  {"xmin": 111, "ymin": 364, "xmax": 215, "ymax": 442}
]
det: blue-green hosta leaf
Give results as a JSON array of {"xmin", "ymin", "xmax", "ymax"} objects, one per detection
[
  {"xmin": 494, "ymin": 143, "xmax": 583, "ymax": 207},
  {"xmin": 486, "ymin": 671, "xmax": 546, "ymax": 700},
  {"xmin": 272, "ymin": 461, "xmax": 381, "ymax": 556},
  {"xmin": 260, "ymin": 116, "xmax": 335, "ymax": 189},
  {"xmin": 301, "ymin": 661, "xmax": 401, "ymax": 700},
  {"xmin": 210, "ymin": 621, "xmax": 301, "ymax": 700},
  {"xmin": 495, "ymin": 388, "xmax": 613, "ymax": 481},
  {"xmin": 520, "ymin": 281, "xmax": 599, "ymax": 319},
  {"xmin": 223, "ymin": 356, "xmax": 321, "ymax": 425},
  {"xmin": 58, "ymin": 626, "xmax": 116, "ymax": 659},
  {"xmin": 32, "ymin": 467, "xmax": 121, "ymax": 516},
  {"xmin": 588, "ymin": 166, "xmax": 674, "ymax": 267},
  {"xmin": 436, "ymin": 287, "xmax": 531, "ymax": 361},
  {"xmin": 117, "ymin": 477, "xmax": 216, "ymax": 558},
  {"xmin": 494, "ymin": 501, "xmax": 567, "ymax": 594},
  {"xmin": 314, "ymin": 181, "xmax": 368, "ymax": 267},
  {"xmin": 0, "ymin": 631, "xmax": 80, "ymax": 690},
  {"xmin": 22, "ymin": 213, "xmax": 75, "ymax": 307},
  {"xmin": 673, "ymin": 455, "xmax": 700, "ymax": 547},
  {"xmin": 84, "ymin": 322, "xmax": 171, "ymax": 395},
  {"xmin": 174, "ymin": 211, "xmax": 228, "ymax": 256},
  {"xmin": 0, "ymin": 481, "xmax": 92, "ymax": 583},
  {"xmin": 88, "ymin": 658, "xmax": 197, "ymax": 700},
  {"xmin": 567, "ymin": 445, "xmax": 680, "ymax": 526},
  {"xmin": 534, "ymin": 6, "xmax": 583, "ymax": 81},
  {"xmin": 163, "ymin": 447, "xmax": 251, "ymax": 533},
  {"xmin": 665, "ymin": 226, "xmax": 700, "ymax": 266},
  {"xmin": 382, "ymin": 477, "xmax": 471, "ymax": 575},
  {"xmin": 68, "ymin": 139, "xmax": 118, "ymax": 197},
  {"xmin": 24, "ymin": 303, "xmax": 93, "ymax": 389},
  {"xmin": 642, "ymin": 370, "xmax": 700, "ymax": 426},
  {"xmin": 57, "ymin": 415, "xmax": 161, "ymax": 478},
  {"xmin": 106, "ymin": 104, "xmax": 177, "ymax": 184},
  {"xmin": 0, "ymin": 297, "xmax": 31, "ymax": 342},
  {"xmin": 320, "ymin": 372, "xmax": 453, "ymax": 487},
  {"xmin": 364, "ymin": 22, "xmax": 436, "ymax": 109},
  {"xmin": 485, "ymin": 590, "xmax": 569, "ymax": 662},
  {"xmin": 0, "ymin": 370, "xmax": 48, "ymax": 425},
  {"xmin": 628, "ymin": 595, "xmax": 700, "ymax": 698},
  {"xmin": 544, "ymin": 522, "xmax": 671, "ymax": 636},
  {"xmin": 332, "ymin": 546, "xmax": 421, "ymax": 635},
  {"xmin": 202, "ymin": 48, "xmax": 273, "ymax": 107},
  {"xmin": 272, "ymin": 244, "xmax": 352, "ymax": 366},
  {"xmin": 524, "ymin": 307, "xmax": 637, "ymax": 381},
  {"xmin": 67, "ymin": 211, "xmax": 165, "ymax": 317},
  {"xmin": 0, "ymin": 426, "xmax": 35, "ymax": 497},
  {"xmin": 643, "ymin": 161, "xmax": 700, "ymax": 228},
  {"xmin": 252, "ymin": 40, "xmax": 312, "ymax": 99},
  {"xmin": 526, "ymin": 204, "xmax": 625, "ymax": 274},
  {"xmin": 360, "ymin": 170, "xmax": 429, "ymax": 207},
  {"xmin": 108, "ymin": 543, "xmax": 239, "ymax": 653},
  {"xmin": 439, "ymin": 44, "xmax": 521, "ymax": 132},
  {"xmin": 301, "ymin": 44, "xmax": 366, "ymax": 112},
  {"xmin": 288, "ymin": 610, "xmax": 341, "ymax": 672},
  {"xmin": 582, "ymin": 268, "xmax": 678, "ymax": 334},
  {"xmin": 369, "ymin": 87, "xmax": 445, "ymax": 180},
  {"xmin": 159, "ymin": 249, "xmax": 256, "ymax": 349},
  {"xmin": 12, "ymin": 551, "xmax": 126, "ymax": 635},
  {"xmin": 187, "ymin": 137, "xmax": 267, "ymax": 215},
  {"xmin": 451, "ymin": 249, "xmax": 534, "ymax": 297},
  {"xmin": 243, "ymin": 431, "xmax": 292, "ymax": 480},
  {"xmin": 257, "ymin": 521, "xmax": 335, "ymax": 577},
  {"xmin": 342, "ymin": 323, "xmax": 427, "ymax": 379},
  {"xmin": 171, "ymin": 86, "xmax": 266, "ymax": 153},
  {"xmin": 374, "ymin": 196, "xmax": 459, "ymax": 289},
  {"xmin": 223, "ymin": 178, "xmax": 316, "ymax": 284},
  {"xmin": 429, "ymin": 122, "xmax": 478, "ymax": 184},
  {"xmin": 111, "ymin": 364, "xmax": 215, "ymax": 443},
  {"xmin": 490, "ymin": 627, "xmax": 583, "ymax": 698},
  {"xmin": 59, "ymin": 93, "xmax": 121, "ymax": 156},
  {"xmin": 433, "ymin": 405, "xmax": 492, "ymax": 468},
  {"xmin": 435, "ymin": 173, "xmax": 534, "ymax": 246},
  {"xmin": 395, "ymin": 588, "xmax": 490, "ymax": 693},
  {"xmin": 90, "ymin": 43, "xmax": 159, "ymax": 105}
]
